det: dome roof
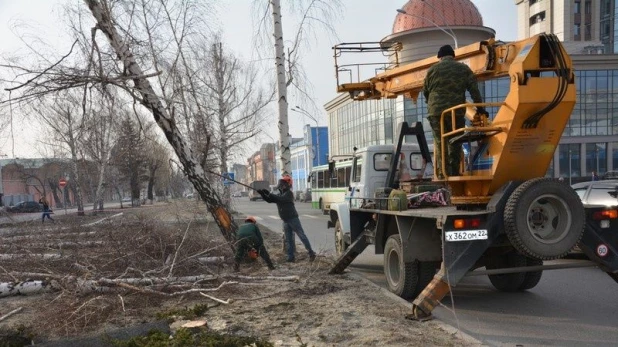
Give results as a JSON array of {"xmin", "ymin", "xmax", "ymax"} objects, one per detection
[{"xmin": 392, "ymin": 0, "xmax": 483, "ymax": 34}]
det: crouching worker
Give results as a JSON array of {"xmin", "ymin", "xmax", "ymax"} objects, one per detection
[{"xmin": 234, "ymin": 216, "xmax": 275, "ymax": 271}]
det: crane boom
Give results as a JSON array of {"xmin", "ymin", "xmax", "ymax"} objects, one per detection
[{"xmin": 334, "ymin": 34, "xmax": 575, "ymax": 204}]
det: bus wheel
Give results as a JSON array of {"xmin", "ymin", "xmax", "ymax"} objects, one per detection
[
  {"xmin": 384, "ymin": 235, "xmax": 417, "ymax": 299},
  {"xmin": 504, "ymin": 178, "xmax": 584, "ymax": 260},
  {"xmin": 334, "ymin": 220, "xmax": 349, "ymax": 256}
]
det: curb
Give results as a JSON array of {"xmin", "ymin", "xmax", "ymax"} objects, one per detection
[{"xmin": 345, "ymin": 271, "xmax": 486, "ymax": 346}]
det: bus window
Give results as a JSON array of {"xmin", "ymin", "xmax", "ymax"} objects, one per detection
[
  {"xmin": 344, "ymin": 167, "xmax": 351, "ymax": 187},
  {"xmin": 337, "ymin": 168, "xmax": 346, "ymax": 187},
  {"xmin": 318, "ymin": 171, "xmax": 324, "ymax": 188}
]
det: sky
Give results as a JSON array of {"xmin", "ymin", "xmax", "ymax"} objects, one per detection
[{"xmin": 0, "ymin": 0, "xmax": 518, "ymax": 159}]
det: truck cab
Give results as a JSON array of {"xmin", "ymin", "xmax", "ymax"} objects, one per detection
[{"xmin": 346, "ymin": 144, "xmax": 429, "ymax": 208}]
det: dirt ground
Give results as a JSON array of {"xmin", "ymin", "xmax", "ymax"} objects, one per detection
[{"xmin": 0, "ymin": 200, "xmax": 479, "ymax": 346}]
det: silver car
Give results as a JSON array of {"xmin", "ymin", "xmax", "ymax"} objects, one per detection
[{"xmin": 571, "ymin": 179, "xmax": 618, "ymax": 206}]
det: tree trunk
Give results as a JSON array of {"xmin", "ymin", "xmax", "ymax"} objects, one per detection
[
  {"xmin": 0, "ymin": 280, "xmax": 55, "ymax": 298},
  {"xmin": 270, "ymin": 0, "xmax": 291, "ymax": 176},
  {"xmin": 147, "ymin": 167, "xmax": 155, "ymax": 203},
  {"xmin": 84, "ymin": 0, "xmax": 237, "ymax": 249}
]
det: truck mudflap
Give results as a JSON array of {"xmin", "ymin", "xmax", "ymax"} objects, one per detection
[{"xmin": 577, "ymin": 207, "xmax": 618, "ymax": 282}]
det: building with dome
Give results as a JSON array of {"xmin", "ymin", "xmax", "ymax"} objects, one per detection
[{"xmin": 324, "ymin": 0, "xmax": 618, "ymax": 185}]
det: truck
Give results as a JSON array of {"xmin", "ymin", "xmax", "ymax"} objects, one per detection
[
  {"xmin": 248, "ymin": 180, "xmax": 270, "ymax": 201},
  {"xmin": 327, "ymin": 33, "xmax": 618, "ymax": 320}
]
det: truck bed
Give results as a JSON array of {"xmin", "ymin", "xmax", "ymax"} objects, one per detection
[{"xmin": 350, "ymin": 205, "xmax": 489, "ymax": 221}]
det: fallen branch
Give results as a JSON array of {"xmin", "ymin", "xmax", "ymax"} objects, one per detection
[
  {"xmin": 224, "ymin": 274, "xmax": 300, "ymax": 282},
  {"xmin": 80, "ymin": 212, "xmax": 123, "ymax": 227},
  {"xmin": 0, "ymin": 253, "xmax": 62, "ymax": 260},
  {"xmin": 0, "ymin": 307, "xmax": 23, "ymax": 322},
  {"xmin": 197, "ymin": 256, "xmax": 225, "ymax": 264},
  {"xmin": 199, "ymin": 292, "xmax": 231, "ymax": 305},
  {"xmin": 0, "ymin": 280, "xmax": 55, "ymax": 298}
]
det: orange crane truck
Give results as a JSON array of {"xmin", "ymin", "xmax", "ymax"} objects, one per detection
[{"xmin": 327, "ymin": 34, "xmax": 618, "ymax": 320}]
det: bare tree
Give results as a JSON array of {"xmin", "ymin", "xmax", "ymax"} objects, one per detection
[
  {"xmin": 81, "ymin": 0, "xmax": 239, "ymax": 246},
  {"xmin": 34, "ymin": 92, "xmax": 91, "ymax": 215},
  {"xmin": 253, "ymin": 0, "xmax": 342, "ymax": 175},
  {"xmin": 80, "ymin": 90, "xmax": 120, "ymax": 211}
]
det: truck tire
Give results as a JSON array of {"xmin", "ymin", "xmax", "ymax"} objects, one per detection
[
  {"xmin": 519, "ymin": 257, "xmax": 543, "ymax": 290},
  {"xmin": 486, "ymin": 252, "xmax": 527, "ymax": 292},
  {"xmin": 504, "ymin": 178, "xmax": 585, "ymax": 260},
  {"xmin": 384, "ymin": 235, "xmax": 418, "ymax": 299},
  {"xmin": 414, "ymin": 261, "xmax": 440, "ymax": 297},
  {"xmin": 334, "ymin": 220, "xmax": 349, "ymax": 257}
]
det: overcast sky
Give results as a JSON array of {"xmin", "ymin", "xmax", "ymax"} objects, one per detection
[{"xmin": 0, "ymin": 0, "xmax": 517, "ymax": 159}]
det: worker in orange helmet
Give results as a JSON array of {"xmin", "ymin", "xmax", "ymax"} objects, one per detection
[
  {"xmin": 233, "ymin": 216, "xmax": 275, "ymax": 271},
  {"xmin": 258, "ymin": 174, "xmax": 316, "ymax": 262}
]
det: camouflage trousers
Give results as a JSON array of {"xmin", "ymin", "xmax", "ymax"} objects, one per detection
[{"xmin": 428, "ymin": 115, "xmax": 466, "ymax": 178}]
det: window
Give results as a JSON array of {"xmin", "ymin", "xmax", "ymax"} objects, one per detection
[
  {"xmin": 352, "ymin": 157, "xmax": 363, "ymax": 183},
  {"xmin": 374, "ymin": 153, "xmax": 392, "ymax": 171},
  {"xmin": 585, "ymin": 1, "xmax": 591, "ymax": 14},
  {"xmin": 574, "ymin": 1, "xmax": 581, "ymax": 14},
  {"xmin": 574, "ymin": 23, "xmax": 581, "ymax": 36}
]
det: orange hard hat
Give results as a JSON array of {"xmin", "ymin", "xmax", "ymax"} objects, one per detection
[
  {"xmin": 281, "ymin": 175, "xmax": 293, "ymax": 187},
  {"xmin": 245, "ymin": 216, "xmax": 257, "ymax": 224},
  {"xmin": 248, "ymin": 248, "xmax": 259, "ymax": 259}
]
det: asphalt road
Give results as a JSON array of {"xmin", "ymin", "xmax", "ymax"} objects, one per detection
[{"xmin": 233, "ymin": 197, "xmax": 618, "ymax": 347}]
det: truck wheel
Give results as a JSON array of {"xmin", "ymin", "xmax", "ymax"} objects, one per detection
[
  {"xmin": 519, "ymin": 257, "xmax": 543, "ymax": 290},
  {"xmin": 486, "ymin": 253, "xmax": 527, "ymax": 292},
  {"xmin": 504, "ymin": 178, "xmax": 584, "ymax": 260},
  {"xmin": 334, "ymin": 220, "xmax": 349, "ymax": 256},
  {"xmin": 414, "ymin": 261, "xmax": 440, "ymax": 297},
  {"xmin": 384, "ymin": 235, "xmax": 417, "ymax": 299}
]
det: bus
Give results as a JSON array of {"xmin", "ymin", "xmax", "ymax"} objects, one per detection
[
  {"xmin": 309, "ymin": 144, "xmax": 433, "ymax": 214},
  {"xmin": 309, "ymin": 158, "xmax": 354, "ymax": 214}
]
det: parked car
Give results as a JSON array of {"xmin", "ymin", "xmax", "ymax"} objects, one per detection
[
  {"xmin": 121, "ymin": 197, "xmax": 132, "ymax": 202},
  {"xmin": 7, "ymin": 201, "xmax": 43, "ymax": 213},
  {"xmin": 301, "ymin": 188, "xmax": 312, "ymax": 203},
  {"xmin": 571, "ymin": 180, "xmax": 618, "ymax": 206}
]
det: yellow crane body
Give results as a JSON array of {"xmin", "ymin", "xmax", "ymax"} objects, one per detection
[{"xmin": 335, "ymin": 34, "xmax": 575, "ymax": 205}]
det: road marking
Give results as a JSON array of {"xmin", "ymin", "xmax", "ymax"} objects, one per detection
[
  {"xmin": 268, "ymin": 215, "xmax": 279, "ymax": 219},
  {"xmin": 302, "ymin": 214, "xmax": 317, "ymax": 219},
  {"xmin": 253, "ymin": 216, "xmax": 264, "ymax": 221}
]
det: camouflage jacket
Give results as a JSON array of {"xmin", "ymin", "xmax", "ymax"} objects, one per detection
[{"xmin": 422, "ymin": 56, "xmax": 483, "ymax": 118}]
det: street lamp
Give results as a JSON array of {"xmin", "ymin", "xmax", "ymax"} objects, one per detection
[
  {"xmin": 291, "ymin": 106, "xmax": 322, "ymax": 166},
  {"xmin": 396, "ymin": 8, "xmax": 458, "ymax": 49}
]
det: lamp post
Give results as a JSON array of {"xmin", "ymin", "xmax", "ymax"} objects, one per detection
[
  {"xmin": 291, "ymin": 106, "xmax": 322, "ymax": 167},
  {"xmin": 396, "ymin": 8, "xmax": 458, "ymax": 49}
]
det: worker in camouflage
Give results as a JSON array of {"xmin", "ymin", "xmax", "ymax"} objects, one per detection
[
  {"xmin": 233, "ymin": 216, "xmax": 276, "ymax": 271},
  {"xmin": 423, "ymin": 44, "xmax": 486, "ymax": 178}
]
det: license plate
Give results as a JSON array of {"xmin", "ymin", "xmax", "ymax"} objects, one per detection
[{"xmin": 445, "ymin": 230, "xmax": 488, "ymax": 242}]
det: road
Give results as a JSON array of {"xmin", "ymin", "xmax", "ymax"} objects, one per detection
[{"xmin": 233, "ymin": 197, "xmax": 618, "ymax": 347}]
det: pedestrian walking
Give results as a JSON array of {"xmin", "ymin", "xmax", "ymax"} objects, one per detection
[
  {"xmin": 234, "ymin": 216, "xmax": 275, "ymax": 271},
  {"xmin": 423, "ymin": 44, "xmax": 486, "ymax": 178},
  {"xmin": 258, "ymin": 175, "xmax": 316, "ymax": 262},
  {"xmin": 39, "ymin": 197, "xmax": 54, "ymax": 223}
]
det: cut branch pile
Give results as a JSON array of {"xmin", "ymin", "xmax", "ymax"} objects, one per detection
[{"xmin": 0, "ymin": 206, "xmax": 298, "ymax": 338}]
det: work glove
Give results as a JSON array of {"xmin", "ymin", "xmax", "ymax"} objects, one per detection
[
  {"xmin": 473, "ymin": 107, "xmax": 489, "ymax": 127},
  {"xmin": 258, "ymin": 189, "xmax": 269, "ymax": 196}
]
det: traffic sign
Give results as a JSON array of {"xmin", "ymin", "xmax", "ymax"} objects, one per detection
[
  {"xmin": 59, "ymin": 178, "xmax": 67, "ymax": 188},
  {"xmin": 223, "ymin": 172, "xmax": 235, "ymax": 186}
]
